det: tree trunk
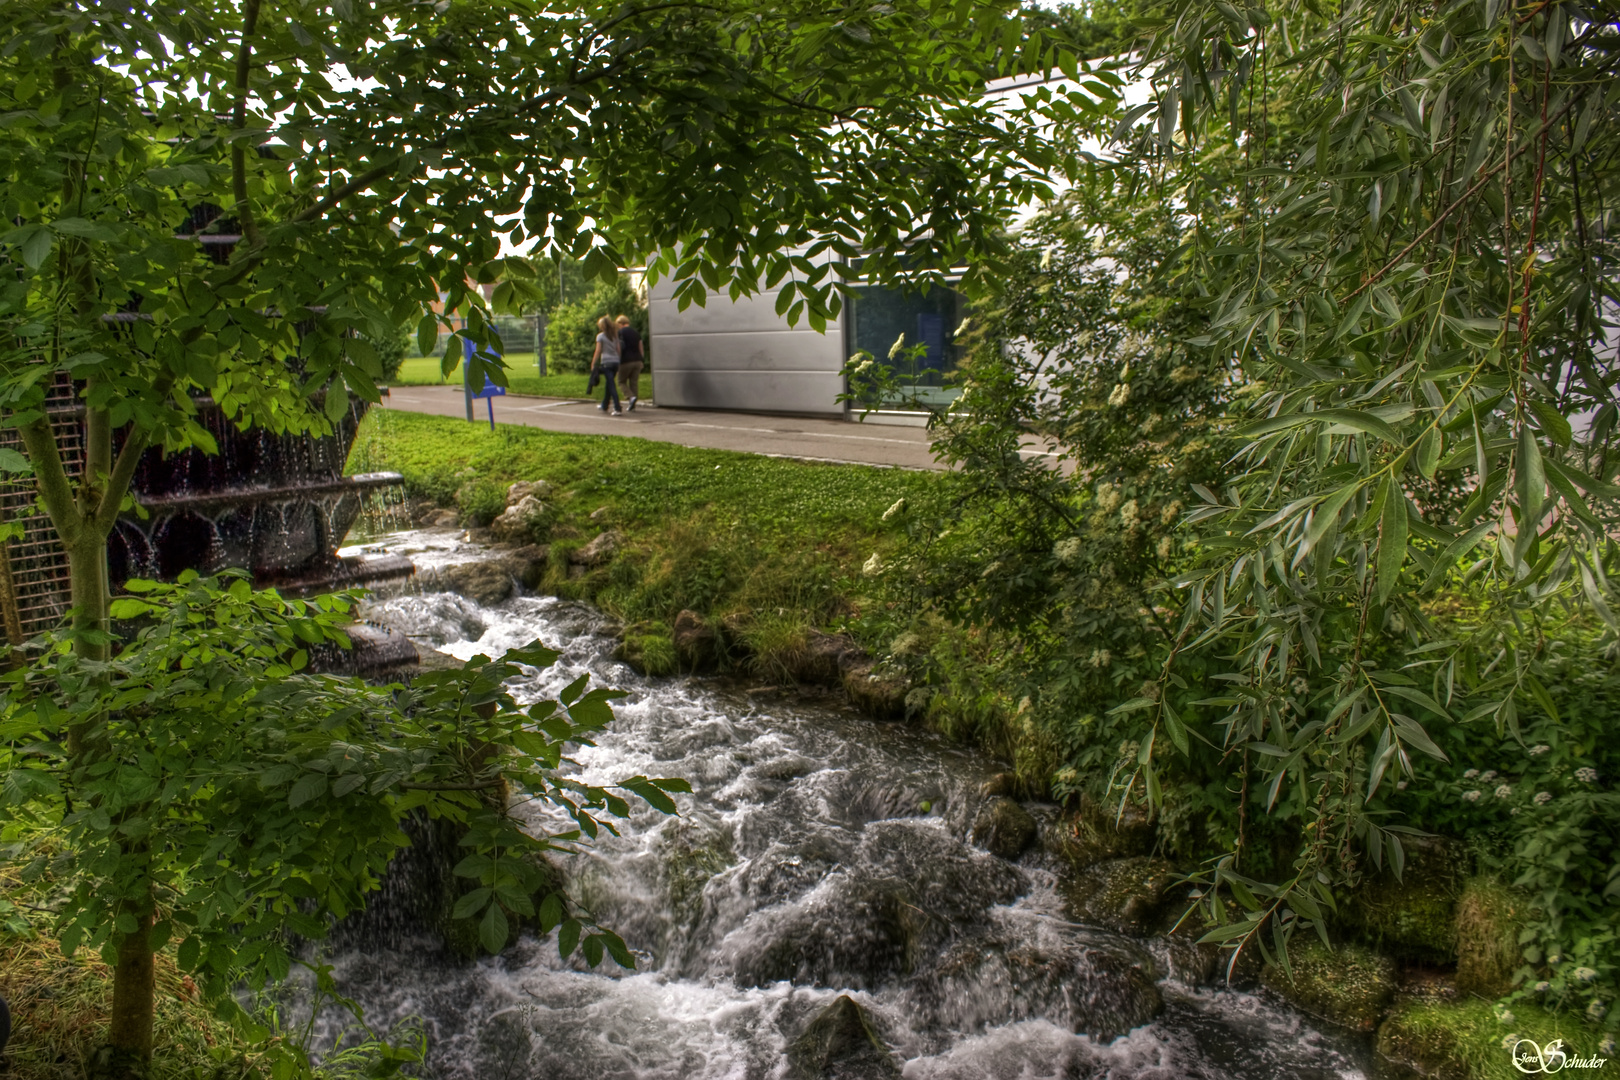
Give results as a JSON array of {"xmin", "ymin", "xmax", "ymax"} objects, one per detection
[{"xmin": 107, "ymin": 906, "xmax": 155, "ymax": 1068}]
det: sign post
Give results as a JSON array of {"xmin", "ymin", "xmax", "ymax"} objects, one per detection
[{"xmin": 462, "ymin": 336, "xmax": 507, "ymax": 429}]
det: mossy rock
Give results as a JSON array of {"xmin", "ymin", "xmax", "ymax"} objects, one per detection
[
  {"xmin": 1341, "ymin": 835, "xmax": 1469, "ymax": 962},
  {"xmin": 970, "ymin": 797, "xmax": 1037, "ymax": 859},
  {"xmin": 1045, "ymin": 795, "xmax": 1157, "ymax": 870},
  {"xmin": 842, "ymin": 661, "xmax": 908, "ymax": 720},
  {"xmin": 1260, "ymin": 938, "xmax": 1395, "ymax": 1032},
  {"xmin": 616, "ymin": 623, "xmax": 677, "ymax": 676},
  {"xmin": 660, "ymin": 819, "xmax": 733, "ymax": 934},
  {"xmin": 786, "ymin": 995, "xmax": 901, "ymax": 1080},
  {"xmin": 1454, "ymin": 877, "xmax": 1536, "ymax": 998},
  {"xmin": 1376, "ymin": 997, "xmax": 1574, "ymax": 1080},
  {"xmin": 1060, "ymin": 856, "xmax": 1180, "ymax": 936}
]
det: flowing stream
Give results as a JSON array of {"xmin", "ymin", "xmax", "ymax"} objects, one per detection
[{"xmin": 319, "ymin": 530, "xmax": 1375, "ymax": 1080}]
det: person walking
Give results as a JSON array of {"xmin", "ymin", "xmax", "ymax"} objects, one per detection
[
  {"xmin": 590, "ymin": 315, "xmax": 622, "ymax": 415},
  {"xmin": 615, "ymin": 314, "xmax": 644, "ymax": 411}
]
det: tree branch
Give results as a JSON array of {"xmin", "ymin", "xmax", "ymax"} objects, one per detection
[
  {"xmin": 231, "ymin": 0, "xmax": 266, "ymax": 248},
  {"xmin": 17, "ymin": 418, "xmax": 84, "ymax": 547},
  {"xmin": 92, "ymin": 424, "xmax": 155, "ymax": 538},
  {"xmin": 1345, "ymin": 96, "xmax": 1576, "ymax": 302}
]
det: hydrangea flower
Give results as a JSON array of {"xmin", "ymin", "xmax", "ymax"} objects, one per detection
[
  {"xmin": 1534, "ymin": 791, "xmax": 1552, "ymax": 806},
  {"xmin": 1575, "ymin": 766, "xmax": 1598, "ymax": 783},
  {"xmin": 1464, "ymin": 768, "xmax": 1480, "ymax": 779},
  {"xmin": 1462, "ymin": 790, "xmax": 1482, "ymax": 802},
  {"xmin": 1495, "ymin": 784, "xmax": 1513, "ymax": 799}
]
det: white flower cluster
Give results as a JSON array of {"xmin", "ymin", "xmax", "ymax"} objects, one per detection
[
  {"xmin": 1481, "ymin": 770, "xmax": 1498, "ymax": 782},
  {"xmin": 882, "ymin": 497, "xmax": 907, "ymax": 522},
  {"xmin": 1107, "ymin": 382, "xmax": 1131, "ymax": 407},
  {"xmin": 1588, "ymin": 999, "xmax": 1608, "ymax": 1021},
  {"xmin": 1053, "ymin": 537, "xmax": 1085, "ymax": 566},
  {"xmin": 1462, "ymin": 789, "xmax": 1482, "ymax": 802},
  {"xmin": 1095, "ymin": 482, "xmax": 1123, "ymax": 515},
  {"xmin": 1575, "ymin": 766, "xmax": 1598, "ymax": 783},
  {"xmin": 1291, "ymin": 676, "xmax": 1310, "ymax": 696},
  {"xmin": 1533, "ymin": 791, "xmax": 1553, "ymax": 806},
  {"xmin": 889, "ymin": 332, "xmax": 907, "ymax": 360},
  {"xmin": 1528, "ymin": 744, "xmax": 1551, "ymax": 756},
  {"xmin": 862, "ymin": 552, "xmax": 883, "ymax": 576},
  {"xmin": 1495, "ymin": 784, "xmax": 1513, "ymax": 799},
  {"xmin": 1535, "ymin": 981, "xmax": 1551, "ymax": 993},
  {"xmin": 1119, "ymin": 499, "xmax": 1140, "ymax": 530},
  {"xmin": 1464, "ymin": 768, "xmax": 1480, "ymax": 779},
  {"xmin": 1088, "ymin": 648, "xmax": 1112, "ymax": 669},
  {"xmin": 1574, "ymin": 966, "xmax": 1599, "ymax": 982}
]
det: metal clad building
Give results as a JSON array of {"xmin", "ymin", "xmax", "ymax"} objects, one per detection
[{"xmin": 648, "ymin": 273, "xmax": 850, "ymax": 416}]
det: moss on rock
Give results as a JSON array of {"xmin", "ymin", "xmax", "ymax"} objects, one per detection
[
  {"xmin": 1376, "ymin": 997, "xmax": 1574, "ymax": 1080},
  {"xmin": 616, "ymin": 623, "xmax": 678, "ymax": 676},
  {"xmin": 1341, "ymin": 835, "xmax": 1469, "ymax": 962},
  {"xmin": 1454, "ymin": 877, "xmax": 1536, "ymax": 998},
  {"xmin": 1060, "ymin": 856, "xmax": 1180, "ymax": 936},
  {"xmin": 1259, "ymin": 938, "xmax": 1396, "ymax": 1032}
]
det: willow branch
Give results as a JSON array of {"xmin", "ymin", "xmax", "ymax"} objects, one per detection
[{"xmin": 1345, "ymin": 96, "xmax": 1576, "ymax": 302}]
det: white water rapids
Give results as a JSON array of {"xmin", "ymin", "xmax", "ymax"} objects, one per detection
[{"xmin": 309, "ymin": 530, "xmax": 1374, "ymax": 1080}]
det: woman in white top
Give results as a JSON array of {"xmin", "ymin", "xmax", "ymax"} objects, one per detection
[{"xmin": 590, "ymin": 315, "xmax": 622, "ymax": 415}]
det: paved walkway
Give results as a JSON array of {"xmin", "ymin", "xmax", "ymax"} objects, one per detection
[{"xmin": 381, "ymin": 385, "xmax": 947, "ymax": 471}]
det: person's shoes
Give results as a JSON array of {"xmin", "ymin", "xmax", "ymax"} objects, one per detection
[
  {"xmin": 613, "ymin": 408, "xmax": 624, "ymax": 415},
  {"xmin": 597, "ymin": 403, "xmax": 607, "ymax": 412},
  {"xmin": 628, "ymin": 396, "xmax": 638, "ymax": 411}
]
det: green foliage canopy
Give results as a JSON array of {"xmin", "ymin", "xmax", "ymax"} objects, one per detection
[
  {"xmin": 885, "ymin": 0, "xmax": 1620, "ymax": 1020},
  {"xmin": 0, "ymin": 573, "xmax": 688, "ymax": 1070}
]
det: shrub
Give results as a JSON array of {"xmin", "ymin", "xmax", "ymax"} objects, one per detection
[{"xmin": 544, "ymin": 277, "xmax": 647, "ymax": 373}]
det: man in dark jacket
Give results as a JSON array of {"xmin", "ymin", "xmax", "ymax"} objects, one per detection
[{"xmin": 615, "ymin": 315, "xmax": 645, "ymax": 411}]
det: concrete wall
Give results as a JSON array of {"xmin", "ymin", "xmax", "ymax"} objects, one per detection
[{"xmin": 648, "ymin": 275, "xmax": 848, "ymax": 416}]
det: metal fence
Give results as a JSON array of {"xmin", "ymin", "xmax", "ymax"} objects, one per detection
[{"xmin": 427, "ymin": 314, "xmax": 547, "ymax": 373}]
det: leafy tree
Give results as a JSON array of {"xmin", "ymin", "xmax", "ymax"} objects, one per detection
[
  {"xmin": 545, "ymin": 276, "xmax": 648, "ymax": 374},
  {"xmin": 1023, "ymin": 0, "xmax": 1154, "ymax": 62},
  {"xmin": 0, "ymin": 1, "xmax": 1111, "ymax": 1066},
  {"xmin": 1119, "ymin": 0, "xmax": 1620, "ymax": 995},
  {"xmin": 0, "ymin": 574, "xmax": 687, "ymax": 1074},
  {"xmin": 894, "ymin": 0, "xmax": 1620, "ymax": 1019}
]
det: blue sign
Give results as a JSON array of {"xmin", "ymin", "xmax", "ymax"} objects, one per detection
[{"xmin": 463, "ymin": 335, "xmax": 505, "ymax": 399}]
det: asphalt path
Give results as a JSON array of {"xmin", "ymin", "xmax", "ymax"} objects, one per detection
[{"xmin": 381, "ymin": 385, "xmax": 949, "ymax": 471}]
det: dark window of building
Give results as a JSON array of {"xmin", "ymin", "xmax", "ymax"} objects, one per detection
[{"xmin": 846, "ymin": 283, "xmax": 968, "ymax": 411}]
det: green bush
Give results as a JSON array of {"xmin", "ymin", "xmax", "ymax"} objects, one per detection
[
  {"xmin": 367, "ymin": 323, "xmax": 414, "ymax": 381},
  {"xmin": 544, "ymin": 277, "xmax": 647, "ymax": 373}
]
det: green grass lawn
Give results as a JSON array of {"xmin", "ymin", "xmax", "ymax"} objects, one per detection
[
  {"xmin": 389, "ymin": 355, "xmax": 644, "ymax": 401},
  {"xmin": 348, "ymin": 409, "xmax": 941, "ymax": 667}
]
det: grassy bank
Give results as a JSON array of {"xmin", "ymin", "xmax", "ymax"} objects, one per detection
[
  {"xmin": 348, "ymin": 409, "xmax": 939, "ymax": 673},
  {"xmin": 388, "ymin": 356, "xmax": 644, "ymax": 402}
]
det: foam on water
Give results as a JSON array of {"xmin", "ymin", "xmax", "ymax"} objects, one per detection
[{"xmin": 320, "ymin": 554, "xmax": 1373, "ymax": 1080}]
